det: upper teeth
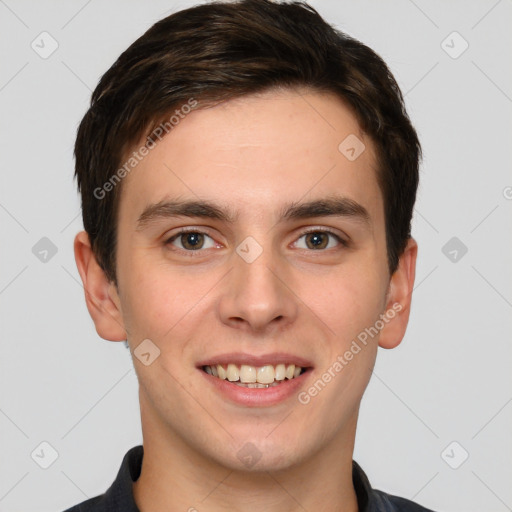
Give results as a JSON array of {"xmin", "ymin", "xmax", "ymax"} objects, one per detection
[{"xmin": 203, "ymin": 363, "xmax": 303, "ymax": 384}]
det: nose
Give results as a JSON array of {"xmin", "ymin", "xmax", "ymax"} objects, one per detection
[{"xmin": 217, "ymin": 243, "xmax": 299, "ymax": 334}]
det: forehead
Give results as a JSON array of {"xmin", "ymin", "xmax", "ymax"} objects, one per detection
[{"xmin": 118, "ymin": 88, "xmax": 383, "ymax": 227}]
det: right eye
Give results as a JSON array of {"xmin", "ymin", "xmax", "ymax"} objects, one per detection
[{"xmin": 165, "ymin": 229, "xmax": 218, "ymax": 252}]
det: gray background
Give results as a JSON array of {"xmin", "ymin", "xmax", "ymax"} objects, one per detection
[{"xmin": 1, "ymin": 0, "xmax": 511, "ymax": 511}]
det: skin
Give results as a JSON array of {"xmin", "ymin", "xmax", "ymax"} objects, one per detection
[{"xmin": 74, "ymin": 88, "xmax": 417, "ymax": 512}]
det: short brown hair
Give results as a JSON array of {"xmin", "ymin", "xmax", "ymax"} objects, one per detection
[{"xmin": 74, "ymin": 0, "xmax": 421, "ymax": 285}]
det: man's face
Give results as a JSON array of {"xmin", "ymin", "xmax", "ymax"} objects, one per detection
[{"xmin": 111, "ymin": 89, "xmax": 395, "ymax": 470}]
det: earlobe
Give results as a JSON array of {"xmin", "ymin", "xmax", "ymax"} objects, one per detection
[
  {"xmin": 378, "ymin": 238, "xmax": 418, "ymax": 350},
  {"xmin": 73, "ymin": 230, "xmax": 127, "ymax": 342}
]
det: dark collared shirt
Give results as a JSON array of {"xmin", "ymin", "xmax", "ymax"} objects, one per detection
[{"xmin": 62, "ymin": 445, "xmax": 435, "ymax": 512}]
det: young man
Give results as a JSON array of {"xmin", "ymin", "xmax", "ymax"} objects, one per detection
[{"xmin": 66, "ymin": 0, "xmax": 433, "ymax": 510}]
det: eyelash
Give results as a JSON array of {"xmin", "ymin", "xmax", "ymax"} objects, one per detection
[{"xmin": 164, "ymin": 227, "xmax": 349, "ymax": 254}]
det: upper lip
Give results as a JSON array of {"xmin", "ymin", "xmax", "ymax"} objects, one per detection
[{"xmin": 197, "ymin": 352, "xmax": 313, "ymax": 368}]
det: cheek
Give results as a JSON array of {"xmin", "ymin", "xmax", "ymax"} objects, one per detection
[
  {"xmin": 304, "ymin": 264, "xmax": 388, "ymax": 344},
  {"xmin": 127, "ymin": 284, "xmax": 180, "ymax": 341},
  {"xmin": 119, "ymin": 258, "xmax": 218, "ymax": 348},
  {"xmin": 305, "ymin": 270, "xmax": 385, "ymax": 416},
  {"xmin": 117, "ymin": 255, "xmax": 178, "ymax": 339}
]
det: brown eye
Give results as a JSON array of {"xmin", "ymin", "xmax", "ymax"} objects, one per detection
[
  {"xmin": 305, "ymin": 232, "xmax": 329, "ymax": 249},
  {"xmin": 180, "ymin": 232, "xmax": 204, "ymax": 250},
  {"xmin": 167, "ymin": 231, "xmax": 216, "ymax": 251},
  {"xmin": 295, "ymin": 230, "xmax": 346, "ymax": 250}
]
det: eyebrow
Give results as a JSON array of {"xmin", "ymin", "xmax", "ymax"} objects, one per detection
[{"xmin": 136, "ymin": 195, "xmax": 371, "ymax": 230}]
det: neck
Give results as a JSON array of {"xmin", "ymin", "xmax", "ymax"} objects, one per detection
[{"xmin": 133, "ymin": 395, "xmax": 359, "ymax": 512}]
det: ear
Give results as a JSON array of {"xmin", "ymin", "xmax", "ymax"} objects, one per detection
[
  {"xmin": 378, "ymin": 237, "xmax": 418, "ymax": 350},
  {"xmin": 73, "ymin": 230, "xmax": 127, "ymax": 342}
]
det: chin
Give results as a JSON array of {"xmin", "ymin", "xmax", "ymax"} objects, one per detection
[{"xmin": 208, "ymin": 432, "xmax": 308, "ymax": 473}]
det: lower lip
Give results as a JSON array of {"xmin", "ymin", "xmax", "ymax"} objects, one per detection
[{"xmin": 198, "ymin": 368, "xmax": 312, "ymax": 407}]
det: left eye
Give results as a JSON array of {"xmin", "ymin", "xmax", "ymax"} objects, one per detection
[{"xmin": 294, "ymin": 230, "xmax": 343, "ymax": 250}]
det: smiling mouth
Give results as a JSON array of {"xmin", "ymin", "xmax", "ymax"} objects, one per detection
[{"xmin": 201, "ymin": 363, "xmax": 309, "ymax": 388}]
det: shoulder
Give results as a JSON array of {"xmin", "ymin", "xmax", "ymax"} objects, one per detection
[
  {"xmin": 371, "ymin": 489, "xmax": 436, "ymax": 512},
  {"xmin": 60, "ymin": 445, "xmax": 143, "ymax": 512},
  {"xmin": 352, "ymin": 460, "xmax": 435, "ymax": 512},
  {"xmin": 61, "ymin": 483, "xmax": 136, "ymax": 512},
  {"xmin": 61, "ymin": 495, "xmax": 105, "ymax": 512}
]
